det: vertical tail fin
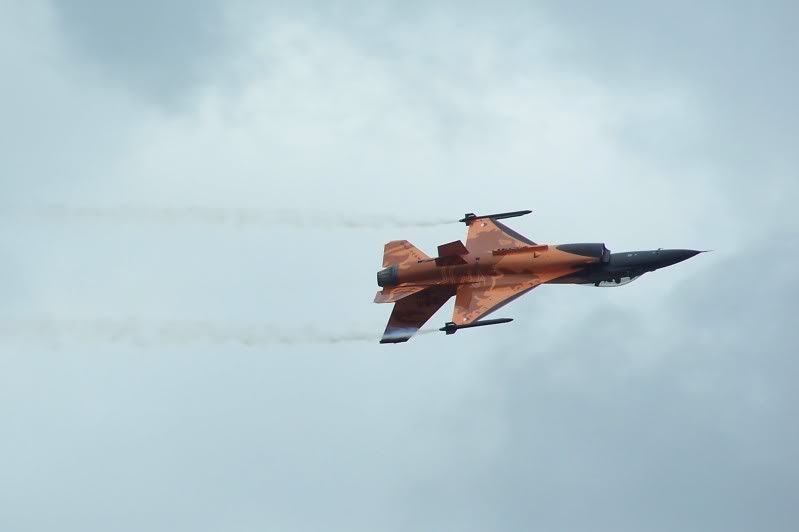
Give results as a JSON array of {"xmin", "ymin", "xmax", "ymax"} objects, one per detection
[{"xmin": 382, "ymin": 240, "xmax": 430, "ymax": 267}]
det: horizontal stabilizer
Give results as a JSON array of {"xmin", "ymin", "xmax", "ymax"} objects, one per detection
[{"xmin": 374, "ymin": 285, "xmax": 427, "ymax": 304}]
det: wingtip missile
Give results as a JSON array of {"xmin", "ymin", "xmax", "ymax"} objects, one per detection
[
  {"xmin": 459, "ymin": 210, "xmax": 532, "ymax": 224},
  {"xmin": 440, "ymin": 318, "xmax": 514, "ymax": 335}
]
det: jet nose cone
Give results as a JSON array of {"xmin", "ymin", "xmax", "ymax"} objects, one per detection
[{"xmin": 662, "ymin": 249, "xmax": 702, "ymax": 266}]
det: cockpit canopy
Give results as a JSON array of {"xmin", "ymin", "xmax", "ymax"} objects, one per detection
[{"xmin": 557, "ymin": 243, "xmax": 611, "ymax": 264}]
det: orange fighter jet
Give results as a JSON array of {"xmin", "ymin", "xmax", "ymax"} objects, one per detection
[{"xmin": 375, "ymin": 210, "xmax": 703, "ymax": 343}]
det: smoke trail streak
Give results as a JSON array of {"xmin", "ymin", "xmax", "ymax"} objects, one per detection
[
  {"xmin": 2, "ymin": 205, "xmax": 456, "ymax": 229},
  {"xmin": 0, "ymin": 318, "xmax": 388, "ymax": 348}
]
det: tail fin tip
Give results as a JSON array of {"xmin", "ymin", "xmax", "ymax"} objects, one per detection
[{"xmin": 382, "ymin": 240, "xmax": 430, "ymax": 267}]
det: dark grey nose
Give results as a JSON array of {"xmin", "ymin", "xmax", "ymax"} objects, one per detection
[{"xmin": 660, "ymin": 249, "xmax": 702, "ymax": 267}]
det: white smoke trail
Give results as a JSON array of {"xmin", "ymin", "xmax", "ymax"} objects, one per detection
[
  {"xmin": 0, "ymin": 318, "xmax": 389, "ymax": 348},
  {"xmin": 3, "ymin": 205, "xmax": 456, "ymax": 229}
]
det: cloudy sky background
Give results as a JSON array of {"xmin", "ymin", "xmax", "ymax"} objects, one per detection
[{"xmin": 1, "ymin": 1, "xmax": 797, "ymax": 530}]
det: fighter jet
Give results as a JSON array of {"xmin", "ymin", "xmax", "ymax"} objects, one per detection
[{"xmin": 375, "ymin": 210, "xmax": 703, "ymax": 343}]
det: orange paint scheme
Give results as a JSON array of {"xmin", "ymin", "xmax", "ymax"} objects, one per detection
[
  {"xmin": 376, "ymin": 211, "xmax": 702, "ymax": 343},
  {"xmin": 375, "ymin": 215, "xmax": 600, "ymax": 343}
]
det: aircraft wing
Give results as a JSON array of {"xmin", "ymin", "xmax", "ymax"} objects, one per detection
[
  {"xmin": 465, "ymin": 218, "xmax": 536, "ymax": 255},
  {"xmin": 452, "ymin": 275, "xmax": 541, "ymax": 325},
  {"xmin": 380, "ymin": 285, "xmax": 456, "ymax": 343}
]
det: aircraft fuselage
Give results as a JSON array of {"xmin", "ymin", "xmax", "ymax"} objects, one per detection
[{"xmin": 377, "ymin": 243, "xmax": 700, "ymax": 289}]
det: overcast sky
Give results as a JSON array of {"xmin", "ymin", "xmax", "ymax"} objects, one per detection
[{"xmin": 1, "ymin": 1, "xmax": 797, "ymax": 531}]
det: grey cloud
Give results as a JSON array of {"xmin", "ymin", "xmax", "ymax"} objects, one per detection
[
  {"xmin": 49, "ymin": 0, "xmax": 233, "ymax": 105},
  {"xmin": 1, "ymin": 1, "xmax": 798, "ymax": 531},
  {"xmin": 536, "ymin": 0, "xmax": 799, "ymax": 176},
  {"xmin": 412, "ymin": 236, "xmax": 799, "ymax": 531}
]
